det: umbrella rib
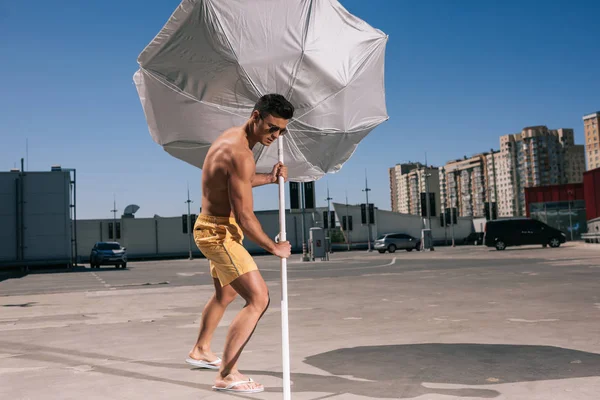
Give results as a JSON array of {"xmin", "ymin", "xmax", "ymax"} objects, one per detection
[
  {"xmin": 293, "ymin": 36, "xmax": 387, "ymax": 123},
  {"xmin": 285, "ymin": 0, "xmax": 314, "ymax": 100},
  {"xmin": 290, "ymin": 119, "xmax": 388, "ymax": 135},
  {"xmin": 286, "ymin": 132, "xmax": 323, "ymax": 177},
  {"xmin": 205, "ymin": 0, "xmax": 263, "ymax": 99},
  {"xmin": 139, "ymin": 67, "xmax": 249, "ymax": 119}
]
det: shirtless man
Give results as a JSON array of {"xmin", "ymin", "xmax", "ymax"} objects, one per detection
[{"xmin": 187, "ymin": 94, "xmax": 294, "ymax": 393}]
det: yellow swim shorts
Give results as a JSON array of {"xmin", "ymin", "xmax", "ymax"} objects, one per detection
[{"xmin": 193, "ymin": 214, "xmax": 258, "ymax": 287}]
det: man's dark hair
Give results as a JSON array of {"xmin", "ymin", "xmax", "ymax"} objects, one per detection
[{"xmin": 253, "ymin": 94, "xmax": 294, "ymax": 120}]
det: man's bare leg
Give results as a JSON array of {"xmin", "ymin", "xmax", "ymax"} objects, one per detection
[
  {"xmin": 189, "ymin": 278, "xmax": 238, "ymax": 363},
  {"xmin": 214, "ymin": 270, "xmax": 269, "ymax": 391}
]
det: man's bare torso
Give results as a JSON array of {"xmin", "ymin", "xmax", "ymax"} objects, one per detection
[{"xmin": 201, "ymin": 128, "xmax": 254, "ymax": 217}]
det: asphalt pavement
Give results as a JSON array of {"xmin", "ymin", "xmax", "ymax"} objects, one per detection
[{"xmin": 1, "ymin": 243, "xmax": 600, "ymax": 399}]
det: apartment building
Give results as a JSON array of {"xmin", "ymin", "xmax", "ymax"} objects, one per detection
[
  {"xmin": 389, "ymin": 163, "xmax": 420, "ymax": 214},
  {"xmin": 566, "ymin": 145, "xmax": 586, "ymax": 183},
  {"xmin": 389, "ymin": 163, "xmax": 440, "ymax": 216},
  {"xmin": 499, "ymin": 126, "xmax": 585, "ymax": 216},
  {"xmin": 493, "ymin": 148, "xmax": 515, "ymax": 217},
  {"xmin": 440, "ymin": 151, "xmax": 500, "ymax": 218},
  {"xmin": 584, "ymin": 112, "xmax": 600, "ymax": 170}
]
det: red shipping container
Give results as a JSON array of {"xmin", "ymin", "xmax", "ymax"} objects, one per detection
[
  {"xmin": 525, "ymin": 183, "xmax": 584, "ymax": 218},
  {"xmin": 584, "ymin": 168, "xmax": 600, "ymax": 221}
]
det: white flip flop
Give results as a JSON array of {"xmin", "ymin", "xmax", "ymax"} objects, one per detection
[
  {"xmin": 212, "ymin": 378, "xmax": 264, "ymax": 393},
  {"xmin": 185, "ymin": 357, "xmax": 221, "ymax": 370}
]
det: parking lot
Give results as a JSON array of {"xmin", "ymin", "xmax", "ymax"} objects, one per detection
[{"xmin": 1, "ymin": 243, "xmax": 600, "ymax": 399}]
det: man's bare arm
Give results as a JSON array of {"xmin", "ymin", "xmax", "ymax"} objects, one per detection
[
  {"xmin": 251, "ymin": 173, "xmax": 275, "ymax": 187},
  {"xmin": 251, "ymin": 162, "xmax": 287, "ymax": 187},
  {"xmin": 229, "ymin": 154, "xmax": 277, "ymax": 253}
]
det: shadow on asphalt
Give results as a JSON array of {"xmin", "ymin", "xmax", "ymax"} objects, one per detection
[
  {"xmin": 292, "ymin": 343, "xmax": 600, "ymax": 398},
  {"xmin": 3, "ymin": 341, "xmax": 599, "ymax": 399},
  {"xmin": 0, "ymin": 271, "xmax": 27, "ymax": 283},
  {"xmin": 0, "ymin": 266, "xmax": 130, "ymax": 283},
  {"xmin": 486, "ymin": 246, "xmax": 573, "ymax": 252}
]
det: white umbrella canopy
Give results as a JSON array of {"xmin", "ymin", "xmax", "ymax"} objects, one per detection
[
  {"xmin": 134, "ymin": 2, "xmax": 387, "ymax": 398},
  {"xmin": 134, "ymin": 0, "xmax": 388, "ymax": 182}
]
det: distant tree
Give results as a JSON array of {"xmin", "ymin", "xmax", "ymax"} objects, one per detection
[{"xmin": 330, "ymin": 228, "xmax": 346, "ymax": 243}]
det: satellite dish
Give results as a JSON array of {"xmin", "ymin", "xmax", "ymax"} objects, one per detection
[
  {"xmin": 122, "ymin": 204, "xmax": 140, "ymax": 218},
  {"xmin": 124, "ymin": 204, "xmax": 140, "ymax": 215}
]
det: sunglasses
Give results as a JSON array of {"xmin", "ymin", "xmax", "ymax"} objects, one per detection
[{"xmin": 259, "ymin": 113, "xmax": 287, "ymax": 135}]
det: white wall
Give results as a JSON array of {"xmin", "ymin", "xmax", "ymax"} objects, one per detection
[
  {"xmin": 0, "ymin": 174, "xmax": 17, "ymax": 261},
  {"xmin": 0, "ymin": 171, "xmax": 72, "ymax": 264},
  {"xmin": 23, "ymin": 172, "xmax": 72, "ymax": 261},
  {"xmin": 376, "ymin": 209, "xmax": 424, "ymax": 239},
  {"xmin": 472, "ymin": 217, "xmax": 488, "ymax": 233},
  {"xmin": 76, "ymin": 220, "xmax": 102, "ymax": 260},
  {"xmin": 332, "ymin": 203, "xmax": 475, "ymax": 244},
  {"xmin": 75, "ymin": 210, "xmax": 321, "ymax": 261},
  {"xmin": 125, "ymin": 218, "xmax": 162, "ymax": 256}
]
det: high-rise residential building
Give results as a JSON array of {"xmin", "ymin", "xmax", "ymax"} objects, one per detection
[
  {"xmin": 389, "ymin": 163, "xmax": 421, "ymax": 214},
  {"xmin": 485, "ymin": 151, "xmax": 502, "ymax": 214},
  {"xmin": 499, "ymin": 126, "xmax": 585, "ymax": 216},
  {"xmin": 389, "ymin": 163, "xmax": 440, "ymax": 216},
  {"xmin": 565, "ymin": 145, "xmax": 586, "ymax": 183},
  {"xmin": 491, "ymin": 148, "xmax": 515, "ymax": 218},
  {"xmin": 440, "ymin": 151, "xmax": 500, "ymax": 218},
  {"xmin": 584, "ymin": 112, "xmax": 600, "ymax": 170},
  {"xmin": 389, "ymin": 168, "xmax": 398, "ymax": 213}
]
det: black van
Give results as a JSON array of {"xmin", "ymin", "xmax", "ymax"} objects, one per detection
[{"xmin": 484, "ymin": 218, "xmax": 566, "ymax": 251}]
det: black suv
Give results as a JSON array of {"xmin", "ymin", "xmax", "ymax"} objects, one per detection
[{"xmin": 484, "ymin": 218, "xmax": 566, "ymax": 251}]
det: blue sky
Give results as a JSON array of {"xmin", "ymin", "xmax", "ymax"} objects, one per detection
[{"xmin": 2, "ymin": 0, "xmax": 599, "ymax": 219}]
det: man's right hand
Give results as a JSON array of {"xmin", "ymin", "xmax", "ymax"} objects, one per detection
[{"xmin": 272, "ymin": 241, "xmax": 291, "ymax": 259}]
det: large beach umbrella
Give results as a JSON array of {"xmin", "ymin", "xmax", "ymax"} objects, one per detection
[{"xmin": 134, "ymin": 0, "xmax": 388, "ymax": 397}]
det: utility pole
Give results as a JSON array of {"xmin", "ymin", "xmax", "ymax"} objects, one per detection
[
  {"xmin": 363, "ymin": 169, "xmax": 372, "ymax": 252},
  {"xmin": 424, "ymin": 154, "xmax": 432, "ymax": 230},
  {"xmin": 423, "ymin": 167, "xmax": 432, "ymax": 230},
  {"xmin": 491, "ymin": 149, "xmax": 498, "ymax": 218},
  {"xmin": 110, "ymin": 194, "xmax": 118, "ymax": 241},
  {"xmin": 301, "ymin": 183, "xmax": 309, "ymax": 261},
  {"xmin": 442, "ymin": 168, "xmax": 448, "ymax": 245},
  {"xmin": 487, "ymin": 157, "xmax": 493, "ymax": 221},
  {"xmin": 325, "ymin": 182, "xmax": 333, "ymax": 259},
  {"xmin": 185, "ymin": 183, "xmax": 194, "ymax": 260},
  {"xmin": 567, "ymin": 189, "xmax": 574, "ymax": 241},
  {"xmin": 451, "ymin": 172, "xmax": 457, "ymax": 247},
  {"xmin": 345, "ymin": 191, "xmax": 351, "ymax": 251}
]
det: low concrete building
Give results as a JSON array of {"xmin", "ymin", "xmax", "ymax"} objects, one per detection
[
  {"xmin": 0, "ymin": 167, "xmax": 76, "ymax": 268},
  {"xmin": 76, "ymin": 209, "xmax": 322, "ymax": 262},
  {"xmin": 0, "ymin": 166, "xmax": 478, "ymax": 268},
  {"xmin": 76, "ymin": 204, "xmax": 477, "ymax": 262},
  {"xmin": 332, "ymin": 203, "xmax": 474, "ymax": 246}
]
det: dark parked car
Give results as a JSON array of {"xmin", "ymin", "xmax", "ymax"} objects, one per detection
[
  {"xmin": 464, "ymin": 232, "xmax": 484, "ymax": 245},
  {"xmin": 90, "ymin": 242, "xmax": 127, "ymax": 268},
  {"xmin": 484, "ymin": 218, "xmax": 566, "ymax": 251},
  {"xmin": 374, "ymin": 233, "xmax": 421, "ymax": 253}
]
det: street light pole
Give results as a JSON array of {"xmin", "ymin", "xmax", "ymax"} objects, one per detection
[
  {"xmin": 110, "ymin": 194, "xmax": 118, "ymax": 241},
  {"xmin": 185, "ymin": 183, "xmax": 193, "ymax": 260},
  {"xmin": 301, "ymin": 183, "xmax": 309, "ymax": 261},
  {"xmin": 567, "ymin": 189, "xmax": 574, "ymax": 241},
  {"xmin": 423, "ymin": 154, "xmax": 432, "ymax": 231},
  {"xmin": 424, "ymin": 167, "xmax": 432, "ymax": 230},
  {"xmin": 451, "ymin": 173, "xmax": 456, "ymax": 247},
  {"xmin": 487, "ymin": 159, "xmax": 493, "ymax": 221},
  {"xmin": 491, "ymin": 148, "xmax": 499, "ymax": 217},
  {"xmin": 325, "ymin": 182, "xmax": 332, "ymax": 260},
  {"xmin": 363, "ymin": 169, "xmax": 372, "ymax": 252},
  {"xmin": 345, "ymin": 191, "xmax": 351, "ymax": 251},
  {"xmin": 442, "ymin": 168, "xmax": 448, "ymax": 245}
]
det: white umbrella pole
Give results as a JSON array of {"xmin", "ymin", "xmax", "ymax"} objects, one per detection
[{"xmin": 277, "ymin": 137, "xmax": 292, "ymax": 400}]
